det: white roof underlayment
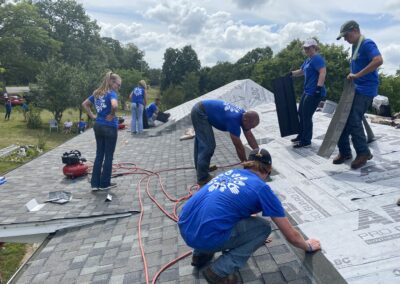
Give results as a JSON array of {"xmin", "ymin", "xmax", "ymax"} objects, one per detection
[{"xmin": 168, "ymin": 79, "xmax": 400, "ymax": 284}]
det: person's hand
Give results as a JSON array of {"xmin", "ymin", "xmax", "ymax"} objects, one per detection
[
  {"xmin": 286, "ymin": 71, "xmax": 293, "ymax": 77},
  {"xmin": 314, "ymin": 86, "xmax": 322, "ymax": 96},
  {"xmin": 347, "ymin": 73, "xmax": 359, "ymax": 80},
  {"xmin": 105, "ymin": 114, "xmax": 114, "ymax": 121},
  {"xmin": 306, "ymin": 239, "xmax": 321, "ymax": 252}
]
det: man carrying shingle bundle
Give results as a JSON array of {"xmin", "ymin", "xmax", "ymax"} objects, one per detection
[
  {"xmin": 191, "ymin": 99, "xmax": 260, "ymax": 186},
  {"xmin": 334, "ymin": 20, "xmax": 383, "ymax": 169},
  {"xmin": 178, "ymin": 148, "xmax": 321, "ymax": 284}
]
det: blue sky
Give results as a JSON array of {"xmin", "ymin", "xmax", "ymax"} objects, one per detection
[{"xmin": 77, "ymin": 0, "xmax": 400, "ymax": 74}]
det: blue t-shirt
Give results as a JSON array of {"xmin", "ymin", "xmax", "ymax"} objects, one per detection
[
  {"xmin": 146, "ymin": 102, "xmax": 157, "ymax": 118},
  {"xmin": 132, "ymin": 86, "xmax": 145, "ymax": 105},
  {"xmin": 178, "ymin": 169, "xmax": 285, "ymax": 250},
  {"xmin": 351, "ymin": 39, "xmax": 381, "ymax": 97},
  {"xmin": 78, "ymin": 121, "xmax": 86, "ymax": 129},
  {"xmin": 301, "ymin": 54, "xmax": 326, "ymax": 97},
  {"xmin": 88, "ymin": 90, "xmax": 118, "ymax": 128},
  {"xmin": 202, "ymin": 100, "xmax": 244, "ymax": 137}
]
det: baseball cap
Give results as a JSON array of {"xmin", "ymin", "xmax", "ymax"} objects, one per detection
[
  {"xmin": 336, "ymin": 20, "xmax": 359, "ymax": 40},
  {"xmin": 303, "ymin": 38, "xmax": 318, "ymax": 48},
  {"xmin": 248, "ymin": 148, "xmax": 272, "ymax": 166}
]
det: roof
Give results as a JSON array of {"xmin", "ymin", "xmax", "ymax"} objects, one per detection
[
  {"xmin": 1, "ymin": 79, "xmax": 398, "ymax": 283},
  {"xmin": 5, "ymin": 86, "xmax": 30, "ymax": 94}
]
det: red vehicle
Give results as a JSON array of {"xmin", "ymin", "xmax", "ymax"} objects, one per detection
[{"xmin": 1, "ymin": 94, "xmax": 24, "ymax": 106}]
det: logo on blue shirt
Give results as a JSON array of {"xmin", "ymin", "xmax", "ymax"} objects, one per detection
[
  {"xmin": 208, "ymin": 170, "xmax": 248, "ymax": 194},
  {"xmin": 94, "ymin": 96, "xmax": 107, "ymax": 113},
  {"xmin": 223, "ymin": 102, "xmax": 243, "ymax": 113}
]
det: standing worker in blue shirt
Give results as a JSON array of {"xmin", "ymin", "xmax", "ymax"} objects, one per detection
[
  {"xmin": 178, "ymin": 148, "xmax": 321, "ymax": 284},
  {"xmin": 4, "ymin": 99, "xmax": 12, "ymax": 121},
  {"xmin": 129, "ymin": 79, "xmax": 147, "ymax": 134},
  {"xmin": 82, "ymin": 71, "xmax": 121, "ymax": 190},
  {"xmin": 334, "ymin": 20, "xmax": 383, "ymax": 169},
  {"xmin": 191, "ymin": 99, "xmax": 259, "ymax": 185},
  {"xmin": 289, "ymin": 38, "xmax": 327, "ymax": 148}
]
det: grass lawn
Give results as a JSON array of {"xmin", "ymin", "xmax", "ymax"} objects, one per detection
[
  {"xmin": 0, "ymin": 107, "xmax": 82, "ymax": 175},
  {"xmin": 0, "ymin": 243, "xmax": 28, "ymax": 283}
]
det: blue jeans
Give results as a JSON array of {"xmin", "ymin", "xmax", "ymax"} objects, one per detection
[
  {"xmin": 297, "ymin": 93, "xmax": 322, "ymax": 145},
  {"xmin": 193, "ymin": 217, "xmax": 271, "ymax": 277},
  {"xmin": 338, "ymin": 93, "xmax": 373, "ymax": 156},
  {"xmin": 91, "ymin": 123, "xmax": 117, "ymax": 188},
  {"xmin": 191, "ymin": 103, "xmax": 215, "ymax": 182},
  {"xmin": 131, "ymin": 103, "xmax": 144, "ymax": 133}
]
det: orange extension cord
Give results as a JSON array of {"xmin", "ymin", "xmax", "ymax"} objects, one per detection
[{"xmin": 88, "ymin": 161, "xmax": 240, "ymax": 283}]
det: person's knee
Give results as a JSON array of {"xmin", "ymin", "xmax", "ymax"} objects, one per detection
[{"xmin": 254, "ymin": 217, "xmax": 272, "ymax": 238}]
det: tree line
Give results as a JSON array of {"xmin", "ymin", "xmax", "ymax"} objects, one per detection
[{"xmin": 0, "ymin": 0, "xmax": 399, "ymax": 125}]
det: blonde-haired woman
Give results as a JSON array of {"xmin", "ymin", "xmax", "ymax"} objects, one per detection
[
  {"xmin": 82, "ymin": 71, "xmax": 121, "ymax": 190},
  {"xmin": 129, "ymin": 79, "xmax": 147, "ymax": 134}
]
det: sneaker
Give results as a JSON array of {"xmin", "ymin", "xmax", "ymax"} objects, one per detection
[
  {"xmin": 293, "ymin": 142, "xmax": 311, "ymax": 148},
  {"xmin": 91, "ymin": 187, "xmax": 100, "ymax": 192},
  {"xmin": 291, "ymin": 137, "xmax": 300, "ymax": 143},
  {"xmin": 332, "ymin": 153, "xmax": 352, "ymax": 164},
  {"xmin": 202, "ymin": 266, "xmax": 238, "ymax": 284},
  {"xmin": 99, "ymin": 183, "xmax": 117, "ymax": 190},
  {"xmin": 351, "ymin": 153, "xmax": 373, "ymax": 169},
  {"xmin": 197, "ymin": 175, "xmax": 214, "ymax": 186},
  {"xmin": 191, "ymin": 253, "xmax": 214, "ymax": 268}
]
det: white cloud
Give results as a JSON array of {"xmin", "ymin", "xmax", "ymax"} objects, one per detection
[
  {"xmin": 80, "ymin": 0, "xmax": 400, "ymax": 74},
  {"xmin": 381, "ymin": 44, "xmax": 400, "ymax": 74},
  {"xmin": 231, "ymin": 0, "xmax": 270, "ymax": 9}
]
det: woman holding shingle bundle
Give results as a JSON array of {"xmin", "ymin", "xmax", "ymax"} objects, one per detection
[{"xmin": 289, "ymin": 38, "xmax": 327, "ymax": 149}]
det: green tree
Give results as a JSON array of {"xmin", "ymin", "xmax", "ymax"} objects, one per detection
[
  {"xmin": 145, "ymin": 68, "xmax": 161, "ymax": 86},
  {"xmin": 120, "ymin": 43, "xmax": 148, "ymax": 71},
  {"xmin": 115, "ymin": 68, "xmax": 143, "ymax": 109},
  {"xmin": 0, "ymin": 1, "xmax": 61, "ymax": 84},
  {"xmin": 161, "ymin": 45, "xmax": 200, "ymax": 91},
  {"xmin": 379, "ymin": 74, "xmax": 400, "ymax": 113},
  {"xmin": 182, "ymin": 72, "xmax": 200, "ymax": 101},
  {"xmin": 162, "ymin": 85, "xmax": 185, "ymax": 109},
  {"xmin": 36, "ymin": 59, "xmax": 82, "ymax": 123},
  {"xmin": 36, "ymin": 0, "xmax": 104, "ymax": 68}
]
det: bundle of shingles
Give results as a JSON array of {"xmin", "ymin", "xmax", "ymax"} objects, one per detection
[{"xmin": 370, "ymin": 112, "xmax": 400, "ymax": 129}]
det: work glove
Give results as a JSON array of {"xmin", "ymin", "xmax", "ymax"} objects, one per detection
[{"xmin": 314, "ymin": 86, "xmax": 322, "ymax": 96}]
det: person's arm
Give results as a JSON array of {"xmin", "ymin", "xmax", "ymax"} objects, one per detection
[
  {"xmin": 230, "ymin": 134, "xmax": 247, "ymax": 162},
  {"xmin": 82, "ymin": 99, "xmax": 96, "ymax": 120},
  {"xmin": 143, "ymin": 90, "xmax": 147, "ymax": 107},
  {"xmin": 272, "ymin": 217, "xmax": 321, "ymax": 252},
  {"xmin": 128, "ymin": 91, "xmax": 133, "ymax": 100},
  {"xmin": 291, "ymin": 69, "xmax": 304, "ymax": 77},
  {"xmin": 347, "ymin": 55, "xmax": 383, "ymax": 80},
  {"xmin": 243, "ymin": 130, "xmax": 258, "ymax": 150},
  {"xmin": 317, "ymin": 67, "xmax": 326, "ymax": 87},
  {"xmin": 106, "ymin": 98, "xmax": 118, "ymax": 121}
]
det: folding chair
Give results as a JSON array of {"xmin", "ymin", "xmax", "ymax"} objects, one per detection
[{"xmin": 49, "ymin": 119, "xmax": 59, "ymax": 132}]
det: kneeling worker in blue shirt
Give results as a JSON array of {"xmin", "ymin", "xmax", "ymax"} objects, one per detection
[
  {"xmin": 191, "ymin": 99, "xmax": 259, "ymax": 185},
  {"xmin": 178, "ymin": 148, "xmax": 321, "ymax": 284}
]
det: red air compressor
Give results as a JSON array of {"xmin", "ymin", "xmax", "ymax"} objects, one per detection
[
  {"xmin": 62, "ymin": 150, "xmax": 88, "ymax": 178},
  {"xmin": 118, "ymin": 116, "xmax": 126, "ymax": 130}
]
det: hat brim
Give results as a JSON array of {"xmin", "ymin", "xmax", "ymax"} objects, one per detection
[{"xmin": 336, "ymin": 32, "xmax": 345, "ymax": 40}]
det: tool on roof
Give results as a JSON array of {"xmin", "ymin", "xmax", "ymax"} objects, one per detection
[{"xmin": 61, "ymin": 150, "xmax": 88, "ymax": 178}]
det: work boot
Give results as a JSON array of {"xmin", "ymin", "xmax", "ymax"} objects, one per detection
[
  {"xmin": 197, "ymin": 174, "xmax": 214, "ymax": 186},
  {"xmin": 291, "ymin": 137, "xmax": 300, "ymax": 143},
  {"xmin": 191, "ymin": 253, "xmax": 214, "ymax": 268},
  {"xmin": 351, "ymin": 153, "xmax": 373, "ymax": 169},
  {"xmin": 332, "ymin": 153, "xmax": 352, "ymax": 165},
  {"xmin": 203, "ymin": 266, "xmax": 238, "ymax": 284}
]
